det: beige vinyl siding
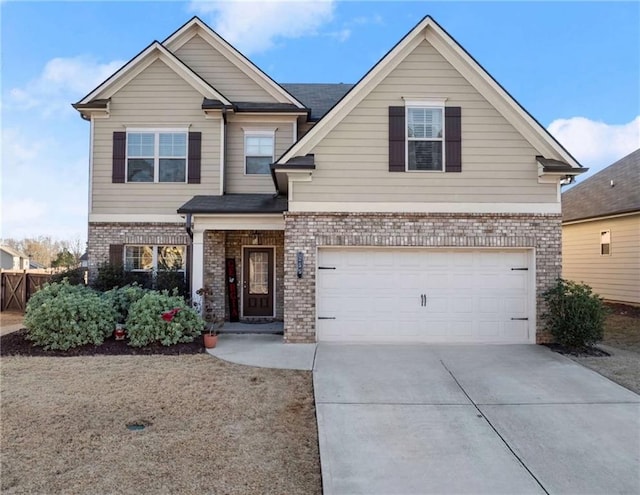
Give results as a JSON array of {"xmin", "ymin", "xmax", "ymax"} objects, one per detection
[
  {"xmin": 174, "ymin": 34, "xmax": 276, "ymax": 103},
  {"xmin": 92, "ymin": 59, "xmax": 220, "ymax": 215},
  {"xmin": 563, "ymin": 215, "xmax": 640, "ymax": 304},
  {"xmin": 225, "ymin": 121, "xmax": 293, "ymax": 193},
  {"xmin": 294, "ymin": 39, "xmax": 557, "ymax": 204}
]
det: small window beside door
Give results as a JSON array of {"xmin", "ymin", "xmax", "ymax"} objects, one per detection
[{"xmin": 600, "ymin": 230, "xmax": 611, "ymax": 256}]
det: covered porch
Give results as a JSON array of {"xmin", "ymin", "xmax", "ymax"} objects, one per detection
[{"xmin": 180, "ymin": 194, "xmax": 287, "ymax": 326}]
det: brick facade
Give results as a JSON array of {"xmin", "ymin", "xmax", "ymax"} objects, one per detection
[
  {"xmin": 203, "ymin": 230, "xmax": 284, "ymax": 322},
  {"xmin": 283, "ymin": 212, "xmax": 562, "ymax": 343},
  {"xmin": 87, "ymin": 222, "xmax": 189, "ymax": 281}
]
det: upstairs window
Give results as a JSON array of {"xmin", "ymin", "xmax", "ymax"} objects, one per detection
[
  {"xmin": 406, "ymin": 106, "xmax": 444, "ymax": 171},
  {"xmin": 245, "ymin": 131, "xmax": 274, "ymax": 175},
  {"xmin": 600, "ymin": 230, "xmax": 611, "ymax": 256},
  {"xmin": 127, "ymin": 131, "xmax": 187, "ymax": 182}
]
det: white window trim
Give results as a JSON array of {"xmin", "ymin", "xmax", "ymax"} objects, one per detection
[
  {"xmin": 600, "ymin": 230, "xmax": 611, "ymax": 256},
  {"xmin": 124, "ymin": 245, "xmax": 187, "ymax": 272},
  {"xmin": 243, "ymin": 128, "xmax": 276, "ymax": 176},
  {"xmin": 125, "ymin": 128, "xmax": 189, "ymax": 184},
  {"xmin": 404, "ymin": 99, "xmax": 446, "ymax": 173}
]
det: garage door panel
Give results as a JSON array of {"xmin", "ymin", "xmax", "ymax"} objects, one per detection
[{"xmin": 317, "ymin": 248, "xmax": 533, "ymax": 344}]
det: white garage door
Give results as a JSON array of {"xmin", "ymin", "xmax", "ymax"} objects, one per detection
[{"xmin": 317, "ymin": 248, "xmax": 533, "ymax": 344}]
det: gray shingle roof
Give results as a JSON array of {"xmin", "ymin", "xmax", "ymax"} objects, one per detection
[
  {"xmin": 178, "ymin": 194, "xmax": 287, "ymax": 214},
  {"xmin": 280, "ymin": 83, "xmax": 354, "ymax": 121},
  {"xmin": 562, "ymin": 148, "xmax": 640, "ymax": 222}
]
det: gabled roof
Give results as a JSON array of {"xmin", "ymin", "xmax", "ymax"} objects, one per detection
[
  {"xmin": 163, "ymin": 17, "xmax": 306, "ymax": 109},
  {"xmin": 276, "ymin": 15, "xmax": 583, "ymax": 170},
  {"xmin": 280, "ymin": 83, "xmax": 354, "ymax": 121},
  {"xmin": 0, "ymin": 245, "xmax": 28, "ymax": 258},
  {"xmin": 74, "ymin": 41, "xmax": 231, "ymax": 108},
  {"xmin": 562, "ymin": 149, "xmax": 640, "ymax": 223}
]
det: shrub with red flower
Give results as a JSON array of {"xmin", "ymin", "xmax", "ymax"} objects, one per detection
[{"xmin": 161, "ymin": 308, "xmax": 182, "ymax": 322}]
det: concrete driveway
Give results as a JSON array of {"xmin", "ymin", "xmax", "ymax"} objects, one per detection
[{"xmin": 314, "ymin": 344, "xmax": 640, "ymax": 495}]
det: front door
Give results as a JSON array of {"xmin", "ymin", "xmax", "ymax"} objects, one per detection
[{"xmin": 242, "ymin": 247, "xmax": 274, "ymax": 317}]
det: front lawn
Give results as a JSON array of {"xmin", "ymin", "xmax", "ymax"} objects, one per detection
[
  {"xmin": 1, "ymin": 354, "xmax": 321, "ymax": 494},
  {"xmin": 569, "ymin": 303, "xmax": 640, "ymax": 394}
]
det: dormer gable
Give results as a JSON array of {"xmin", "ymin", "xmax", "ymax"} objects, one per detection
[{"xmin": 164, "ymin": 17, "xmax": 305, "ymax": 107}]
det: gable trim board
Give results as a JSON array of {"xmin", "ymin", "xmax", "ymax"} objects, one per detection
[
  {"xmin": 74, "ymin": 41, "xmax": 231, "ymax": 110},
  {"xmin": 563, "ymin": 210, "xmax": 640, "ymax": 226},
  {"xmin": 163, "ymin": 17, "xmax": 306, "ymax": 108},
  {"xmin": 276, "ymin": 16, "xmax": 582, "ymax": 173}
]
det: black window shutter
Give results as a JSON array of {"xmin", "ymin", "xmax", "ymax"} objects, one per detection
[
  {"xmin": 109, "ymin": 244, "xmax": 124, "ymax": 265},
  {"xmin": 188, "ymin": 132, "xmax": 202, "ymax": 184},
  {"xmin": 112, "ymin": 132, "xmax": 126, "ymax": 183},
  {"xmin": 445, "ymin": 107, "xmax": 462, "ymax": 173},
  {"xmin": 388, "ymin": 106, "xmax": 405, "ymax": 172}
]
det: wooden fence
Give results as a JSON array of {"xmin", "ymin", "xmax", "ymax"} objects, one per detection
[{"xmin": 1, "ymin": 271, "xmax": 52, "ymax": 312}]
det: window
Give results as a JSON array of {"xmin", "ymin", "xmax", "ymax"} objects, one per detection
[
  {"xmin": 600, "ymin": 230, "xmax": 611, "ymax": 256},
  {"xmin": 127, "ymin": 131, "xmax": 187, "ymax": 182},
  {"xmin": 407, "ymin": 106, "xmax": 444, "ymax": 171},
  {"xmin": 124, "ymin": 245, "xmax": 186, "ymax": 272},
  {"xmin": 245, "ymin": 132, "xmax": 274, "ymax": 175}
]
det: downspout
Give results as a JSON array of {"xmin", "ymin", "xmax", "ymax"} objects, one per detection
[{"xmin": 185, "ymin": 213, "xmax": 193, "ymax": 301}]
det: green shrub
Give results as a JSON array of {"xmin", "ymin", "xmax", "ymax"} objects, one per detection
[
  {"xmin": 155, "ymin": 270, "xmax": 188, "ymax": 298},
  {"xmin": 92, "ymin": 262, "xmax": 152, "ymax": 292},
  {"xmin": 102, "ymin": 284, "xmax": 149, "ymax": 323},
  {"xmin": 542, "ymin": 278, "xmax": 608, "ymax": 349},
  {"xmin": 125, "ymin": 291, "xmax": 205, "ymax": 347},
  {"xmin": 50, "ymin": 268, "xmax": 87, "ymax": 286},
  {"xmin": 24, "ymin": 281, "xmax": 116, "ymax": 350}
]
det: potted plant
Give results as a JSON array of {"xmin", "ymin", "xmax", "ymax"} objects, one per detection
[
  {"xmin": 203, "ymin": 325, "xmax": 218, "ymax": 348},
  {"xmin": 114, "ymin": 322, "xmax": 126, "ymax": 340},
  {"xmin": 203, "ymin": 317, "xmax": 224, "ymax": 349}
]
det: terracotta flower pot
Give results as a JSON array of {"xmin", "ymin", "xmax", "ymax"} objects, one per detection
[{"xmin": 203, "ymin": 334, "xmax": 218, "ymax": 349}]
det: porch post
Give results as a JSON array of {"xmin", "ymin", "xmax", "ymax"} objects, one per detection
[{"xmin": 191, "ymin": 230, "xmax": 204, "ymax": 314}]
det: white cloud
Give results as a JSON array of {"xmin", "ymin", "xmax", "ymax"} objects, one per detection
[
  {"xmin": 1, "ymin": 127, "xmax": 88, "ymax": 241},
  {"xmin": 189, "ymin": 0, "xmax": 335, "ymax": 54},
  {"xmin": 326, "ymin": 28, "xmax": 351, "ymax": 42},
  {"xmin": 548, "ymin": 116, "xmax": 640, "ymax": 176},
  {"xmin": 8, "ymin": 56, "xmax": 124, "ymax": 117}
]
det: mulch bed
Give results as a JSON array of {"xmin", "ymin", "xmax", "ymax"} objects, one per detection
[
  {"xmin": 0, "ymin": 328, "xmax": 204, "ymax": 357},
  {"xmin": 543, "ymin": 343, "xmax": 610, "ymax": 357},
  {"xmin": 606, "ymin": 302, "xmax": 640, "ymax": 319}
]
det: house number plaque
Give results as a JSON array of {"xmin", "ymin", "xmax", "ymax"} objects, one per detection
[{"xmin": 297, "ymin": 252, "xmax": 304, "ymax": 278}]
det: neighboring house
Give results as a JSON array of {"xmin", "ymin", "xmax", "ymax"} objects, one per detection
[
  {"xmin": 562, "ymin": 149, "xmax": 640, "ymax": 305},
  {"xmin": 0, "ymin": 246, "xmax": 30, "ymax": 271},
  {"xmin": 74, "ymin": 16, "xmax": 586, "ymax": 344}
]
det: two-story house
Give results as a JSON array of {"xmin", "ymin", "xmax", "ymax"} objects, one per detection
[{"xmin": 74, "ymin": 16, "xmax": 585, "ymax": 344}]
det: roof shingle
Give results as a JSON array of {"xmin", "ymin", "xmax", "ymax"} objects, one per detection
[{"xmin": 562, "ymin": 149, "xmax": 640, "ymax": 222}]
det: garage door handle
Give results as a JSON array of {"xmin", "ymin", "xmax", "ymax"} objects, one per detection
[
  {"xmin": 318, "ymin": 317, "xmax": 336, "ymax": 320},
  {"xmin": 421, "ymin": 294, "xmax": 427, "ymax": 307},
  {"xmin": 511, "ymin": 317, "xmax": 529, "ymax": 321}
]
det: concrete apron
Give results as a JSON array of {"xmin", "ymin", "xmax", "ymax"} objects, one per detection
[{"xmin": 314, "ymin": 344, "xmax": 640, "ymax": 495}]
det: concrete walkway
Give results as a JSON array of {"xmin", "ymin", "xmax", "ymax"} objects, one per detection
[
  {"xmin": 206, "ymin": 334, "xmax": 316, "ymax": 370},
  {"xmin": 314, "ymin": 344, "xmax": 640, "ymax": 495}
]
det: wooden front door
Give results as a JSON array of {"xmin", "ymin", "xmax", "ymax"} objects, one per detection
[{"xmin": 243, "ymin": 247, "xmax": 274, "ymax": 317}]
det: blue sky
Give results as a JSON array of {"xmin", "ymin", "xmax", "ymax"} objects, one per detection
[{"xmin": 2, "ymin": 1, "xmax": 639, "ymax": 243}]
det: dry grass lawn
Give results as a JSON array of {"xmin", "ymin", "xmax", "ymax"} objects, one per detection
[
  {"xmin": 1, "ymin": 354, "xmax": 321, "ymax": 494},
  {"xmin": 570, "ymin": 306, "xmax": 640, "ymax": 394}
]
